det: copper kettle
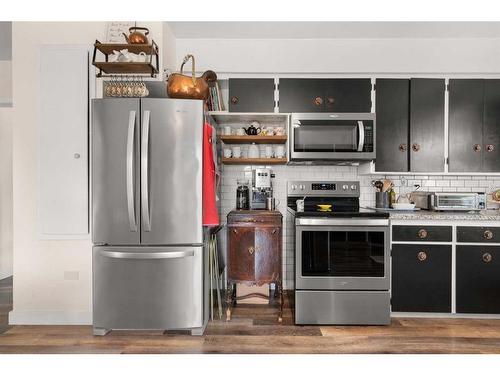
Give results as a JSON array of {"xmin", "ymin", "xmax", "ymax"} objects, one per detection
[
  {"xmin": 122, "ymin": 27, "xmax": 149, "ymax": 44},
  {"xmin": 167, "ymin": 54, "xmax": 217, "ymax": 100}
]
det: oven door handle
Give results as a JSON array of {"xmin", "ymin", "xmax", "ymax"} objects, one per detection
[
  {"xmin": 357, "ymin": 121, "xmax": 365, "ymax": 152},
  {"xmin": 296, "ymin": 218, "xmax": 389, "ymax": 226}
]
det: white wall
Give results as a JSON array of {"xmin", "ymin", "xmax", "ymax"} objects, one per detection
[
  {"xmin": 0, "ymin": 108, "xmax": 12, "ymax": 280},
  {"xmin": 9, "ymin": 22, "xmax": 163, "ymax": 325},
  {"xmin": 162, "ymin": 22, "xmax": 177, "ymax": 74},
  {"xmin": 175, "ymin": 38, "xmax": 500, "ymax": 74}
]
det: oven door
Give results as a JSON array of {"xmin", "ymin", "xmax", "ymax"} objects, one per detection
[
  {"xmin": 290, "ymin": 113, "xmax": 375, "ymax": 161},
  {"xmin": 295, "ymin": 218, "xmax": 390, "ymax": 290}
]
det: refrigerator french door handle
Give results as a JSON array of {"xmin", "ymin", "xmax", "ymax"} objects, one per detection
[
  {"xmin": 141, "ymin": 110, "xmax": 151, "ymax": 232},
  {"xmin": 126, "ymin": 111, "xmax": 137, "ymax": 232},
  {"xmin": 100, "ymin": 249, "xmax": 195, "ymax": 260},
  {"xmin": 357, "ymin": 121, "xmax": 365, "ymax": 152}
]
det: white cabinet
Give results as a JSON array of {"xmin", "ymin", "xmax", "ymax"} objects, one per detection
[{"xmin": 38, "ymin": 46, "xmax": 89, "ymax": 236}]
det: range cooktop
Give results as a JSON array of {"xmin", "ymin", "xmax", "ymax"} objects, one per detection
[{"xmin": 287, "ymin": 180, "xmax": 389, "ymax": 219}]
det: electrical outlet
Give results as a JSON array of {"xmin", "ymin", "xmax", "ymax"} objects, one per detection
[{"xmin": 64, "ymin": 271, "xmax": 79, "ymax": 281}]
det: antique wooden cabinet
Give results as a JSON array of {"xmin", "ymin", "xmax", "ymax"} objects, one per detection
[{"xmin": 226, "ymin": 210, "xmax": 283, "ymax": 322}]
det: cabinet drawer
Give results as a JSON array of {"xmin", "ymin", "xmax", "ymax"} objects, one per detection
[
  {"xmin": 457, "ymin": 226, "xmax": 500, "ymax": 243},
  {"xmin": 228, "ymin": 79, "xmax": 275, "ymax": 112},
  {"xmin": 93, "ymin": 246, "xmax": 203, "ymax": 330},
  {"xmin": 392, "ymin": 225, "xmax": 452, "ymax": 242},
  {"xmin": 228, "ymin": 214, "xmax": 282, "ymax": 226},
  {"xmin": 456, "ymin": 245, "xmax": 500, "ymax": 313},
  {"xmin": 391, "ymin": 244, "xmax": 452, "ymax": 312}
]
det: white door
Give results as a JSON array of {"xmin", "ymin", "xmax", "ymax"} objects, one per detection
[{"xmin": 38, "ymin": 46, "xmax": 89, "ymax": 236}]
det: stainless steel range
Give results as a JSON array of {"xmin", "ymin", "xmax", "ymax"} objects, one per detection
[{"xmin": 288, "ymin": 181, "xmax": 391, "ymax": 325}]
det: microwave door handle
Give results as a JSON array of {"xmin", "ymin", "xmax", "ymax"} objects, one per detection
[{"xmin": 357, "ymin": 121, "xmax": 365, "ymax": 152}]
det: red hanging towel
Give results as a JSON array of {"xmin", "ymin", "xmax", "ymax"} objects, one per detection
[{"xmin": 202, "ymin": 122, "xmax": 220, "ymax": 226}]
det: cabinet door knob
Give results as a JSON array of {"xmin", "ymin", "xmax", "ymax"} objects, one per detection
[
  {"xmin": 232, "ymin": 229, "xmax": 237, "ymax": 234},
  {"xmin": 231, "ymin": 96, "xmax": 239, "ymax": 104},
  {"xmin": 484, "ymin": 230, "xmax": 494, "ymax": 240},
  {"xmin": 326, "ymin": 97, "xmax": 335, "ymax": 105},
  {"xmin": 417, "ymin": 229, "xmax": 428, "ymax": 239},
  {"xmin": 314, "ymin": 96, "xmax": 323, "ymax": 106},
  {"xmin": 412, "ymin": 143, "xmax": 420, "ymax": 152},
  {"xmin": 248, "ymin": 246, "xmax": 254, "ymax": 255},
  {"xmin": 483, "ymin": 252, "xmax": 492, "ymax": 263},
  {"xmin": 272, "ymin": 228, "xmax": 278, "ymax": 234},
  {"xmin": 473, "ymin": 144, "xmax": 481, "ymax": 152},
  {"xmin": 74, "ymin": 153, "xmax": 81, "ymax": 159},
  {"xmin": 486, "ymin": 144, "xmax": 495, "ymax": 152},
  {"xmin": 398, "ymin": 144, "xmax": 407, "ymax": 152},
  {"xmin": 417, "ymin": 251, "xmax": 427, "ymax": 262}
]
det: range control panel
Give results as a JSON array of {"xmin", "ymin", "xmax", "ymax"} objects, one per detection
[{"xmin": 287, "ymin": 181, "xmax": 360, "ymax": 197}]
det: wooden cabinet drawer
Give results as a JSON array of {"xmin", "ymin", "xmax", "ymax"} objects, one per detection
[
  {"xmin": 228, "ymin": 79, "xmax": 275, "ymax": 113},
  {"xmin": 457, "ymin": 226, "xmax": 500, "ymax": 243},
  {"xmin": 391, "ymin": 244, "xmax": 452, "ymax": 312},
  {"xmin": 456, "ymin": 245, "xmax": 500, "ymax": 313},
  {"xmin": 228, "ymin": 212, "xmax": 282, "ymax": 226},
  {"xmin": 392, "ymin": 225, "xmax": 452, "ymax": 242}
]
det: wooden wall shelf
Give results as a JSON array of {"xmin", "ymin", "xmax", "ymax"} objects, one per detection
[
  {"xmin": 92, "ymin": 40, "xmax": 160, "ymax": 78},
  {"xmin": 220, "ymin": 135, "xmax": 287, "ymax": 144},
  {"xmin": 222, "ymin": 157, "xmax": 287, "ymax": 165}
]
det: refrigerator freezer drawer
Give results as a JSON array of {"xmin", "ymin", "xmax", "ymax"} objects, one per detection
[
  {"xmin": 295, "ymin": 290, "xmax": 390, "ymax": 325},
  {"xmin": 93, "ymin": 246, "xmax": 203, "ymax": 331}
]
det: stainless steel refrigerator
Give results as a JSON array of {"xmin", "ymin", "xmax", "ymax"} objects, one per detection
[{"xmin": 91, "ymin": 98, "xmax": 209, "ymax": 336}]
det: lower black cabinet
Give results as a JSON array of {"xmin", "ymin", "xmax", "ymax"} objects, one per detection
[
  {"xmin": 456, "ymin": 246, "xmax": 500, "ymax": 313},
  {"xmin": 392, "ymin": 244, "xmax": 451, "ymax": 312}
]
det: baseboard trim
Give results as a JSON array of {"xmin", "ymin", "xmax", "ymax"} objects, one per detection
[{"xmin": 9, "ymin": 310, "xmax": 92, "ymax": 325}]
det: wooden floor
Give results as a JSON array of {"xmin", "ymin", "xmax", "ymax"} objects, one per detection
[{"xmin": 2, "ymin": 277, "xmax": 500, "ymax": 353}]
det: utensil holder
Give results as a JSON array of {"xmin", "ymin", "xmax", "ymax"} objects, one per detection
[{"xmin": 376, "ymin": 192, "xmax": 390, "ymax": 208}]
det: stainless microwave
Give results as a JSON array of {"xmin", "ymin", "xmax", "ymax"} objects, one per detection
[{"xmin": 289, "ymin": 113, "xmax": 375, "ymax": 162}]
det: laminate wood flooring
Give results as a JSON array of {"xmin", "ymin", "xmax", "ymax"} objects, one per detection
[{"xmin": 1, "ymin": 278, "xmax": 500, "ymax": 354}]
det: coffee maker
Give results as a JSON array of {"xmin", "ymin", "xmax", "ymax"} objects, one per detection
[{"xmin": 250, "ymin": 168, "xmax": 273, "ymax": 210}]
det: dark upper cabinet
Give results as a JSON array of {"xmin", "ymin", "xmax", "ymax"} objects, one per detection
[
  {"xmin": 279, "ymin": 79, "xmax": 325, "ymax": 112},
  {"xmin": 374, "ymin": 78, "xmax": 445, "ymax": 172},
  {"xmin": 410, "ymin": 78, "xmax": 445, "ymax": 172},
  {"xmin": 323, "ymin": 79, "xmax": 372, "ymax": 113},
  {"xmin": 448, "ymin": 79, "xmax": 484, "ymax": 172},
  {"xmin": 392, "ymin": 244, "xmax": 452, "ymax": 313},
  {"xmin": 228, "ymin": 79, "xmax": 275, "ymax": 113},
  {"xmin": 375, "ymin": 79, "xmax": 410, "ymax": 172},
  {"xmin": 483, "ymin": 80, "xmax": 500, "ymax": 172},
  {"xmin": 278, "ymin": 78, "xmax": 372, "ymax": 113},
  {"xmin": 456, "ymin": 245, "xmax": 500, "ymax": 314},
  {"xmin": 449, "ymin": 79, "xmax": 500, "ymax": 173}
]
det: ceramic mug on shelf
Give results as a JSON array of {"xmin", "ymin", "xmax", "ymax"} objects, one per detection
[
  {"xmin": 275, "ymin": 127, "xmax": 285, "ymax": 136},
  {"xmin": 275, "ymin": 145, "xmax": 285, "ymax": 158},
  {"xmin": 263, "ymin": 126, "xmax": 274, "ymax": 136},
  {"xmin": 232, "ymin": 146, "xmax": 242, "ymax": 158},
  {"xmin": 223, "ymin": 126, "xmax": 232, "ymax": 136},
  {"xmin": 223, "ymin": 148, "xmax": 232, "ymax": 158},
  {"xmin": 265, "ymin": 146, "xmax": 274, "ymax": 158},
  {"xmin": 236, "ymin": 128, "xmax": 246, "ymax": 136}
]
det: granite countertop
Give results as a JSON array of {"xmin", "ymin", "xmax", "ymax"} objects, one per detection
[{"xmin": 389, "ymin": 210, "xmax": 500, "ymax": 221}]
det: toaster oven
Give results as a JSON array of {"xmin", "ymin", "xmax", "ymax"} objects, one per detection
[{"xmin": 411, "ymin": 192, "xmax": 486, "ymax": 211}]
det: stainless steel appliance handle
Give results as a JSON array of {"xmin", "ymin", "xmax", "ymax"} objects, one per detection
[
  {"xmin": 126, "ymin": 111, "xmax": 137, "ymax": 232},
  {"xmin": 296, "ymin": 218, "xmax": 389, "ymax": 226},
  {"xmin": 141, "ymin": 110, "xmax": 151, "ymax": 232},
  {"xmin": 100, "ymin": 249, "xmax": 194, "ymax": 259},
  {"xmin": 357, "ymin": 121, "xmax": 365, "ymax": 152}
]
